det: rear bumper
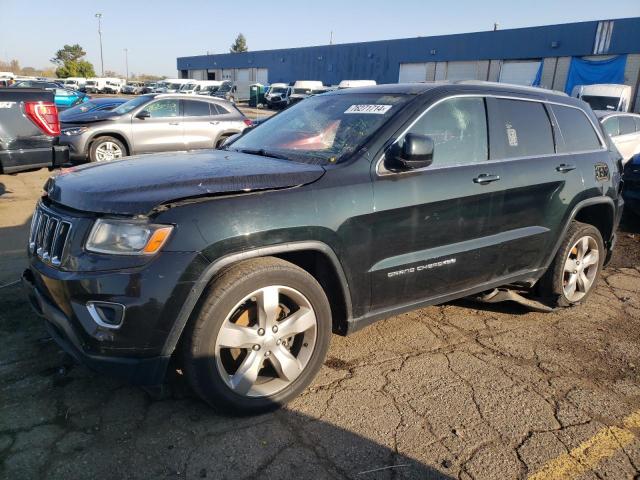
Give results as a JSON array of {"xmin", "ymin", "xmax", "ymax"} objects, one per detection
[
  {"xmin": 0, "ymin": 145, "xmax": 69, "ymax": 173},
  {"xmin": 22, "ymin": 270, "xmax": 171, "ymax": 385}
]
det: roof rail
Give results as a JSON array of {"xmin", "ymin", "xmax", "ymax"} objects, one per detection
[{"xmin": 455, "ymin": 80, "xmax": 568, "ymax": 96}]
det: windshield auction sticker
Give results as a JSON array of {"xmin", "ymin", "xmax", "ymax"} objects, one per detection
[{"xmin": 344, "ymin": 104, "xmax": 392, "ymax": 114}]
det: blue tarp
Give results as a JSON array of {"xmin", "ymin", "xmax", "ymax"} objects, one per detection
[
  {"xmin": 564, "ymin": 55, "xmax": 627, "ymax": 94},
  {"xmin": 532, "ymin": 61, "xmax": 543, "ymax": 87}
]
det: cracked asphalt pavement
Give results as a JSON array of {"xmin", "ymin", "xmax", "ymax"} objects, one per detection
[{"xmin": 2, "ymin": 170, "xmax": 640, "ymax": 479}]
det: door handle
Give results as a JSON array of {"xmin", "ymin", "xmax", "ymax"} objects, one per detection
[
  {"xmin": 169, "ymin": 122, "xmax": 180, "ymax": 126},
  {"xmin": 556, "ymin": 163, "xmax": 576, "ymax": 173},
  {"xmin": 473, "ymin": 174, "xmax": 501, "ymax": 184},
  {"xmin": 209, "ymin": 121, "xmax": 219, "ymax": 125}
]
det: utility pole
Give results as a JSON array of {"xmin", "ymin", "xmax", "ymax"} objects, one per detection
[
  {"xmin": 95, "ymin": 13, "xmax": 104, "ymax": 76},
  {"xmin": 329, "ymin": 31, "xmax": 333, "ymax": 45},
  {"xmin": 124, "ymin": 48, "xmax": 129, "ymax": 79}
]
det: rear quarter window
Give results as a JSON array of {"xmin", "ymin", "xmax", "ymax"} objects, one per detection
[
  {"xmin": 602, "ymin": 117, "xmax": 620, "ymax": 137},
  {"xmin": 552, "ymin": 105, "xmax": 602, "ymax": 153},
  {"xmin": 211, "ymin": 103, "xmax": 231, "ymax": 115},
  {"xmin": 488, "ymin": 98, "xmax": 555, "ymax": 159},
  {"xmin": 619, "ymin": 116, "xmax": 636, "ymax": 136}
]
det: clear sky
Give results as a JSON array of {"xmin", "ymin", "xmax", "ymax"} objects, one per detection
[{"xmin": 1, "ymin": 0, "xmax": 638, "ymax": 77}]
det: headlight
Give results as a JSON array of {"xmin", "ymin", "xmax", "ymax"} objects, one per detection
[
  {"xmin": 61, "ymin": 126, "xmax": 89, "ymax": 136},
  {"xmin": 86, "ymin": 219, "xmax": 173, "ymax": 255}
]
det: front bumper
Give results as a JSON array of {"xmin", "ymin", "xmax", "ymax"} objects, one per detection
[
  {"xmin": 58, "ymin": 133, "xmax": 91, "ymax": 161},
  {"xmin": 23, "ymin": 270, "xmax": 171, "ymax": 385},
  {"xmin": 22, "ymin": 247, "xmax": 207, "ymax": 385}
]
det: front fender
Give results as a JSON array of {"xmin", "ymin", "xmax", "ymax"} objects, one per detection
[{"xmin": 159, "ymin": 240, "xmax": 352, "ymax": 356}]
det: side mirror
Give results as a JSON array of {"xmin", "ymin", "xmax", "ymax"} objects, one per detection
[
  {"xmin": 136, "ymin": 110, "xmax": 151, "ymax": 120},
  {"xmin": 387, "ymin": 133, "xmax": 434, "ymax": 170}
]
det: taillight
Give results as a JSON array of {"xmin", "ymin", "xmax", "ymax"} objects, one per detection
[
  {"xmin": 243, "ymin": 118, "xmax": 253, "ymax": 127},
  {"xmin": 24, "ymin": 101, "xmax": 60, "ymax": 136}
]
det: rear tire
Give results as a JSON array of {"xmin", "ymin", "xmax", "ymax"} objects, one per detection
[
  {"xmin": 538, "ymin": 221, "xmax": 604, "ymax": 307},
  {"xmin": 89, "ymin": 136, "xmax": 126, "ymax": 163},
  {"xmin": 182, "ymin": 257, "xmax": 332, "ymax": 414}
]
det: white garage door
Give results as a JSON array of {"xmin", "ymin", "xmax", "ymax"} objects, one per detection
[
  {"xmin": 236, "ymin": 69, "xmax": 251, "ymax": 82},
  {"xmin": 499, "ymin": 61, "xmax": 541, "ymax": 86},
  {"xmin": 399, "ymin": 63, "xmax": 428, "ymax": 83},
  {"xmin": 446, "ymin": 62, "xmax": 479, "ymax": 81},
  {"xmin": 256, "ymin": 68, "xmax": 268, "ymax": 85}
]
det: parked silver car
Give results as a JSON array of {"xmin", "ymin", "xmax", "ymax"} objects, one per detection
[{"xmin": 59, "ymin": 94, "xmax": 251, "ymax": 163}]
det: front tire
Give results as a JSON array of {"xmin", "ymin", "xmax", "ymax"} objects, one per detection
[
  {"xmin": 182, "ymin": 257, "xmax": 332, "ymax": 414},
  {"xmin": 89, "ymin": 136, "xmax": 126, "ymax": 163},
  {"xmin": 539, "ymin": 221, "xmax": 604, "ymax": 307}
]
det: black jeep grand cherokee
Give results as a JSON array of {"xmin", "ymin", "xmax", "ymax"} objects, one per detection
[{"xmin": 24, "ymin": 82, "xmax": 623, "ymax": 413}]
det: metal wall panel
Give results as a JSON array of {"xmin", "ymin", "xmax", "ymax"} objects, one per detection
[{"xmin": 552, "ymin": 57, "xmax": 571, "ymax": 91}]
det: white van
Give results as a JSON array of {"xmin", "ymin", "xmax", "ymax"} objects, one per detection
[
  {"xmin": 290, "ymin": 80, "xmax": 324, "ymax": 104},
  {"xmin": 85, "ymin": 78, "xmax": 107, "ymax": 93},
  {"xmin": 155, "ymin": 78, "xmax": 191, "ymax": 93},
  {"xmin": 103, "ymin": 78, "xmax": 125, "ymax": 94},
  {"xmin": 572, "ymin": 84, "xmax": 632, "ymax": 112},
  {"xmin": 265, "ymin": 83, "xmax": 292, "ymax": 108},
  {"xmin": 63, "ymin": 77, "xmax": 87, "ymax": 90},
  {"xmin": 338, "ymin": 80, "xmax": 377, "ymax": 89},
  {"xmin": 179, "ymin": 80, "xmax": 223, "ymax": 95}
]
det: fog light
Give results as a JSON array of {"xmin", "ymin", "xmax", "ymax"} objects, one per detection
[{"xmin": 86, "ymin": 301, "xmax": 125, "ymax": 329}]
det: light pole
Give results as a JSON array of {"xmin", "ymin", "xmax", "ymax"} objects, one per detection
[
  {"xmin": 124, "ymin": 48, "xmax": 129, "ymax": 80},
  {"xmin": 95, "ymin": 13, "xmax": 104, "ymax": 76}
]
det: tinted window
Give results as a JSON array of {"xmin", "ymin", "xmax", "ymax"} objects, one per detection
[
  {"xmin": 407, "ymin": 97, "xmax": 487, "ymax": 166},
  {"xmin": 183, "ymin": 100, "xmax": 211, "ymax": 117},
  {"xmin": 619, "ymin": 116, "xmax": 636, "ymax": 136},
  {"xmin": 145, "ymin": 99, "xmax": 179, "ymax": 118},
  {"xmin": 488, "ymin": 99, "xmax": 554, "ymax": 159},
  {"xmin": 552, "ymin": 105, "xmax": 602, "ymax": 152},
  {"xmin": 602, "ymin": 117, "xmax": 620, "ymax": 137}
]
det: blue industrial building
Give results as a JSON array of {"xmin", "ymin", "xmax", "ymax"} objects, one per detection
[{"xmin": 177, "ymin": 17, "xmax": 640, "ymax": 109}]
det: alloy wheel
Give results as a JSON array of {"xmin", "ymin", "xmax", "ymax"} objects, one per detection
[
  {"xmin": 95, "ymin": 141, "xmax": 123, "ymax": 162},
  {"xmin": 562, "ymin": 235, "xmax": 599, "ymax": 302},
  {"xmin": 214, "ymin": 285, "xmax": 318, "ymax": 398}
]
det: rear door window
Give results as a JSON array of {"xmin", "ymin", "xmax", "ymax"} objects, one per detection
[
  {"xmin": 488, "ymin": 99, "xmax": 555, "ymax": 159},
  {"xmin": 406, "ymin": 97, "xmax": 488, "ymax": 166},
  {"xmin": 183, "ymin": 100, "xmax": 211, "ymax": 117},
  {"xmin": 619, "ymin": 116, "xmax": 636, "ymax": 136},
  {"xmin": 551, "ymin": 105, "xmax": 602, "ymax": 152}
]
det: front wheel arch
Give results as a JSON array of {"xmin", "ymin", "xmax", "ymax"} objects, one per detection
[
  {"xmin": 86, "ymin": 133, "xmax": 131, "ymax": 159},
  {"xmin": 163, "ymin": 242, "xmax": 353, "ymax": 358}
]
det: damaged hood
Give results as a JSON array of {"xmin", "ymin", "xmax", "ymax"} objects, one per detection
[{"xmin": 45, "ymin": 149, "xmax": 325, "ymax": 215}]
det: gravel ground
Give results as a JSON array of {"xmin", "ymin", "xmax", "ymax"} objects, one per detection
[{"xmin": 1, "ymin": 169, "xmax": 640, "ymax": 479}]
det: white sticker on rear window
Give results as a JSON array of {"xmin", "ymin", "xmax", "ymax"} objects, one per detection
[{"xmin": 344, "ymin": 104, "xmax": 392, "ymax": 114}]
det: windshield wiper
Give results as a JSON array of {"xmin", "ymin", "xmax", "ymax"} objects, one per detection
[{"xmin": 234, "ymin": 148, "xmax": 290, "ymax": 161}]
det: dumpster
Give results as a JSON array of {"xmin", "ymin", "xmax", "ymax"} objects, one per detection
[{"xmin": 249, "ymin": 83, "xmax": 267, "ymax": 107}]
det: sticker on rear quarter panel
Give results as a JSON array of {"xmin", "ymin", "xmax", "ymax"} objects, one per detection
[{"xmin": 344, "ymin": 105, "xmax": 392, "ymax": 114}]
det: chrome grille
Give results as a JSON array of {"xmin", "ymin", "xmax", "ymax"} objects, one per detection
[{"xmin": 29, "ymin": 204, "xmax": 72, "ymax": 266}]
